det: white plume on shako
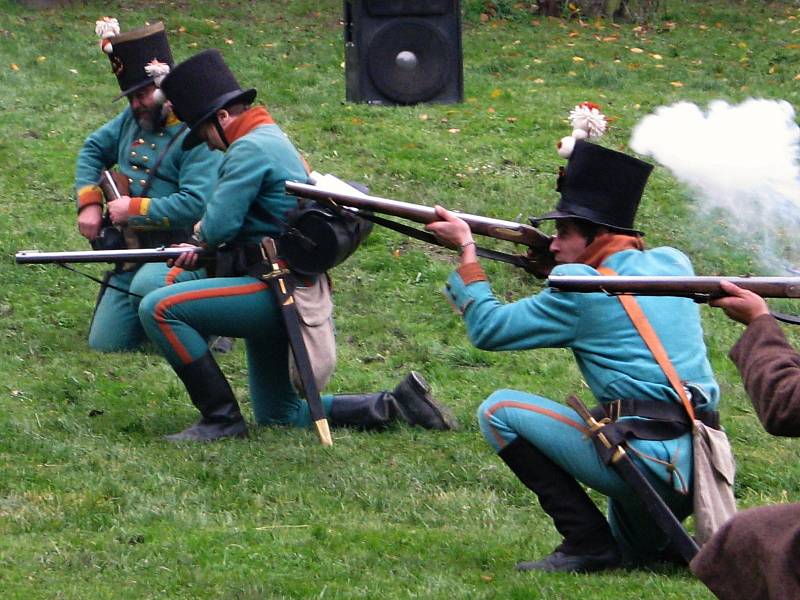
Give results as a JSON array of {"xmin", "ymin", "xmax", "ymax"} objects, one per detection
[{"xmin": 630, "ymin": 99, "xmax": 800, "ymax": 271}]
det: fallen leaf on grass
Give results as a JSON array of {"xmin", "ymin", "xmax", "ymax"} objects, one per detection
[
  {"xmin": 10, "ymin": 63, "xmax": 19, "ymax": 71},
  {"xmin": 630, "ymin": 47, "xmax": 644, "ymax": 54},
  {"xmin": 448, "ymin": 128, "xmax": 461, "ymax": 133},
  {"xmin": 670, "ymin": 81, "xmax": 684, "ymax": 87}
]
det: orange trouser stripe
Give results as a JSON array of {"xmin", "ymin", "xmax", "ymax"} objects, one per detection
[
  {"xmin": 155, "ymin": 281, "xmax": 266, "ymax": 364},
  {"xmin": 483, "ymin": 399, "xmax": 589, "ymax": 449},
  {"xmin": 165, "ymin": 266, "xmax": 184, "ymax": 285}
]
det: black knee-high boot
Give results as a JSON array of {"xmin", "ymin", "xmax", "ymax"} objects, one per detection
[
  {"xmin": 329, "ymin": 372, "xmax": 457, "ymax": 430},
  {"xmin": 498, "ymin": 436, "xmax": 621, "ymax": 572},
  {"xmin": 164, "ymin": 352, "xmax": 248, "ymax": 442}
]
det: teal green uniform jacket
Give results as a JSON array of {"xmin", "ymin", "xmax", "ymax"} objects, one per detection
[
  {"xmin": 75, "ymin": 107, "xmax": 220, "ymax": 230},
  {"xmin": 198, "ymin": 124, "xmax": 303, "ymax": 247}
]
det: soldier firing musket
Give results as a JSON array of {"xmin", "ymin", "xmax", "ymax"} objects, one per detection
[{"xmin": 420, "ymin": 103, "xmax": 726, "ymax": 572}]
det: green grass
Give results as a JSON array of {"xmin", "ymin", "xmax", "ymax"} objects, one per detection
[{"xmin": 2, "ymin": 0, "xmax": 800, "ymax": 597}]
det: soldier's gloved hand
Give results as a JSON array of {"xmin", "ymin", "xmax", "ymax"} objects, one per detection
[{"xmin": 77, "ymin": 204, "xmax": 103, "ymax": 240}]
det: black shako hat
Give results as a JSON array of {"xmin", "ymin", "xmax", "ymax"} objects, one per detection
[
  {"xmin": 160, "ymin": 49, "xmax": 257, "ymax": 150},
  {"xmin": 106, "ymin": 22, "xmax": 173, "ymax": 101},
  {"xmin": 535, "ymin": 139, "xmax": 653, "ymax": 235}
]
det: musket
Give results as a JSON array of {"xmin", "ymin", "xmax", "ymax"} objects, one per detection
[
  {"xmin": 285, "ymin": 180, "xmax": 555, "ymax": 278},
  {"xmin": 15, "ymin": 247, "xmax": 208, "ymax": 265},
  {"xmin": 547, "ymin": 275, "xmax": 800, "ymax": 301}
]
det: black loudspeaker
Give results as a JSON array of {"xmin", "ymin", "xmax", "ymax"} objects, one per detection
[{"xmin": 344, "ymin": 0, "xmax": 463, "ymax": 105}]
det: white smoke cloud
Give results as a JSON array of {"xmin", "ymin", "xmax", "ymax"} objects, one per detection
[{"xmin": 630, "ymin": 99, "xmax": 800, "ymax": 271}]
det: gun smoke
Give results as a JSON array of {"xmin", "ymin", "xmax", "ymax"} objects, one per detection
[{"xmin": 630, "ymin": 99, "xmax": 800, "ymax": 272}]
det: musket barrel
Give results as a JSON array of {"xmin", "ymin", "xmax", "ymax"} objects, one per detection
[
  {"xmin": 285, "ymin": 181, "xmax": 552, "ymax": 251},
  {"xmin": 15, "ymin": 247, "xmax": 207, "ymax": 265},
  {"xmin": 547, "ymin": 275, "xmax": 800, "ymax": 299}
]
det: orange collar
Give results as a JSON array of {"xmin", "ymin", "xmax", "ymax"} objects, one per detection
[
  {"xmin": 576, "ymin": 232, "xmax": 644, "ymax": 269},
  {"xmin": 222, "ymin": 106, "xmax": 276, "ymax": 145}
]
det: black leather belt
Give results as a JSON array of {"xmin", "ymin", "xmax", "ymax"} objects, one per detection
[
  {"xmin": 588, "ymin": 398, "xmax": 720, "ymax": 447},
  {"xmin": 215, "ymin": 242, "xmax": 314, "ymax": 285}
]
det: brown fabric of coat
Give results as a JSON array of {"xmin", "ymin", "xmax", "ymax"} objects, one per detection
[
  {"xmin": 729, "ymin": 313, "xmax": 800, "ymax": 436},
  {"xmin": 690, "ymin": 314, "xmax": 800, "ymax": 600}
]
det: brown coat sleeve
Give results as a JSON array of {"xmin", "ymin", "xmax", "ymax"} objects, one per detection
[{"xmin": 729, "ymin": 314, "xmax": 800, "ymax": 437}]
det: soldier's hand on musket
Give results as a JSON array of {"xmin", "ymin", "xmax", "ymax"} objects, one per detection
[
  {"xmin": 107, "ymin": 196, "xmax": 131, "ymax": 225},
  {"xmin": 77, "ymin": 204, "xmax": 103, "ymax": 240},
  {"xmin": 426, "ymin": 206, "xmax": 477, "ymax": 264},
  {"xmin": 168, "ymin": 243, "xmax": 201, "ymax": 270},
  {"xmin": 710, "ymin": 280, "xmax": 770, "ymax": 325},
  {"xmin": 426, "ymin": 206, "xmax": 474, "ymax": 246}
]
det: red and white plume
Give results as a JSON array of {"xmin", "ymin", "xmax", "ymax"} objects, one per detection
[
  {"xmin": 95, "ymin": 17, "xmax": 120, "ymax": 54},
  {"xmin": 557, "ymin": 101, "xmax": 607, "ymax": 158}
]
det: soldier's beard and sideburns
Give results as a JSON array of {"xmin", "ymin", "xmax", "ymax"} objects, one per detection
[{"xmin": 134, "ymin": 101, "xmax": 168, "ymax": 132}]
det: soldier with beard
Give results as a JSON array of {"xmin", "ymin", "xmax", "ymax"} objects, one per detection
[{"xmin": 75, "ymin": 19, "xmax": 220, "ymax": 352}]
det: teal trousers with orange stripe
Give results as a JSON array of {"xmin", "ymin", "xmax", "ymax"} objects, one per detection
[
  {"xmin": 477, "ymin": 389, "xmax": 693, "ymax": 561},
  {"xmin": 88, "ymin": 263, "xmax": 205, "ymax": 352},
  {"xmin": 138, "ymin": 275, "xmax": 333, "ymax": 426}
]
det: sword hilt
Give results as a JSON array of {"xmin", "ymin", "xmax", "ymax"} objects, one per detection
[{"xmin": 566, "ymin": 395, "xmax": 625, "ymax": 461}]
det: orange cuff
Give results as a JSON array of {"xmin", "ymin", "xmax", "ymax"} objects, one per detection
[
  {"xmin": 128, "ymin": 197, "xmax": 151, "ymax": 216},
  {"xmin": 457, "ymin": 262, "xmax": 487, "ymax": 284},
  {"xmin": 77, "ymin": 185, "xmax": 103, "ymax": 211}
]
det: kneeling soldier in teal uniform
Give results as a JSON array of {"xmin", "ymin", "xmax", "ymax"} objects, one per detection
[
  {"xmin": 427, "ymin": 136, "xmax": 720, "ymax": 571},
  {"xmin": 139, "ymin": 49, "xmax": 456, "ymax": 441},
  {"xmin": 75, "ymin": 19, "xmax": 220, "ymax": 352}
]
